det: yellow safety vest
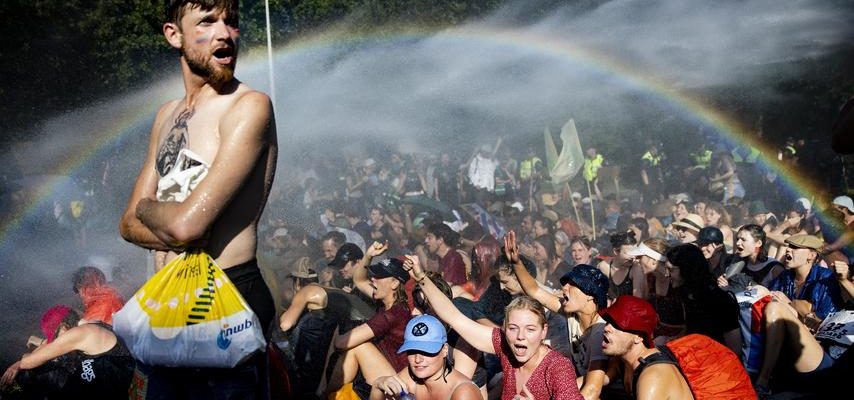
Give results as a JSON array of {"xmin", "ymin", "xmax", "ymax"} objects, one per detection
[
  {"xmin": 583, "ymin": 154, "xmax": 604, "ymax": 181},
  {"xmin": 691, "ymin": 150, "xmax": 712, "ymax": 169},
  {"xmin": 642, "ymin": 151, "xmax": 661, "ymax": 167},
  {"xmin": 520, "ymin": 157, "xmax": 541, "ymax": 180},
  {"xmin": 731, "ymin": 147, "xmax": 760, "ymax": 164}
]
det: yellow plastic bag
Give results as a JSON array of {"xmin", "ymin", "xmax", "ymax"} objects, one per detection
[{"xmin": 114, "ymin": 250, "xmax": 265, "ymax": 367}]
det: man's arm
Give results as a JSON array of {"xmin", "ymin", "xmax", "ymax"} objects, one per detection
[
  {"xmin": 135, "ymin": 92, "xmax": 274, "ymax": 245},
  {"xmin": 119, "ymin": 102, "xmax": 179, "ymax": 251}
]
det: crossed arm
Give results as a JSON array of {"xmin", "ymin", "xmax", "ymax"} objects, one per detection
[{"xmin": 120, "ymin": 92, "xmax": 274, "ymax": 249}]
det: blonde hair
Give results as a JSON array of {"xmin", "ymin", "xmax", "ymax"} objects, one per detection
[
  {"xmin": 643, "ymin": 238, "xmax": 669, "ymax": 259},
  {"xmin": 504, "ymin": 296, "xmax": 548, "ymax": 328}
]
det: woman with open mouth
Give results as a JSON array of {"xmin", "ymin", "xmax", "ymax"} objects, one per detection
[{"xmin": 403, "ymin": 254, "xmax": 583, "ymax": 400}]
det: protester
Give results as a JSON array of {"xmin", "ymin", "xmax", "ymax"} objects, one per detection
[
  {"xmin": 404, "ymin": 254, "xmax": 584, "ymax": 400},
  {"xmin": 719, "ymin": 224, "xmax": 784, "ymax": 289},
  {"xmin": 670, "ymin": 213, "xmax": 704, "ymax": 244},
  {"xmin": 117, "ymin": 0, "xmax": 277, "ymax": 396},
  {"xmin": 71, "ymin": 266, "xmax": 124, "ymax": 325},
  {"xmin": 1, "ymin": 306, "xmax": 134, "ymax": 398},
  {"xmin": 597, "ymin": 231, "xmax": 644, "ymax": 302}
]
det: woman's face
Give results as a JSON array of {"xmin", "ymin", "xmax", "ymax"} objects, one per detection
[
  {"xmin": 735, "ymin": 230, "xmax": 760, "ymax": 259},
  {"xmin": 407, "ymin": 344, "xmax": 448, "ymax": 380},
  {"xmin": 614, "ymin": 245, "xmax": 635, "ymax": 266},
  {"xmin": 504, "ymin": 309, "xmax": 547, "ymax": 364},
  {"xmin": 704, "ymin": 208, "xmax": 721, "ymax": 226},
  {"xmin": 639, "ymin": 255, "xmax": 659, "ymax": 274},
  {"xmin": 694, "ymin": 202, "xmax": 707, "ymax": 216},
  {"xmin": 498, "ymin": 269, "xmax": 523, "ymax": 296},
  {"xmin": 570, "ymin": 242, "xmax": 591, "ymax": 265},
  {"xmin": 532, "ymin": 241, "xmax": 549, "ymax": 264},
  {"xmin": 664, "ymin": 260, "xmax": 683, "ymax": 287},
  {"xmin": 675, "ymin": 203, "xmax": 689, "ymax": 219}
]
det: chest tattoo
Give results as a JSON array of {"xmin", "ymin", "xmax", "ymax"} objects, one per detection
[{"xmin": 156, "ymin": 108, "xmax": 194, "ymax": 176}]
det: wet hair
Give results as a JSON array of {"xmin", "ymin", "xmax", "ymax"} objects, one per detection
[
  {"xmin": 504, "ymin": 296, "xmax": 548, "ymax": 329},
  {"xmin": 665, "ymin": 244, "xmax": 716, "ymax": 298},
  {"xmin": 570, "ymin": 236, "xmax": 593, "ymax": 250},
  {"xmin": 165, "ymin": 0, "xmax": 238, "ymax": 25},
  {"xmin": 72, "ymin": 266, "xmax": 107, "ymax": 294},
  {"xmin": 705, "ymin": 202, "xmax": 732, "ymax": 226},
  {"xmin": 427, "ymin": 223, "xmax": 460, "ymax": 248},
  {"xmin": 496, "ymin": 253, "xmax": 537, "ymax": 278},
  {"xmin": 413, "ymin": 272, "xmax": 453, "ymax": 314},
  {"xmin": 737, "ymin": 224, "xmax": 769, "ymax": 262},
  {"xmin": 609, "ymin": 230, "xmax": 638, "ymax": 250},
  {"xmin": 533, "ymin": 235, "xmax": 559, "ymax": 263},
  {"xmin": 321, "ymin": 231, "xmax": 346, "ymax": 248},
  {"xmin": 471, "ymin": 240, "xmax": 501, "ymax": 291},
  {"xmin": 532, "ymin": 215, "xmax": 554, "ymax": 235}
]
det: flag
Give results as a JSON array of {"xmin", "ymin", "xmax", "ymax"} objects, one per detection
[{"xmin": 547, "ymin": 118, "xmax": 585, "ymax": 185}]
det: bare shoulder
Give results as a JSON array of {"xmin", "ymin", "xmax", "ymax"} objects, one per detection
[
  {"xmin": 450, "ymin": 375, "xmax": 481, "ymax": 400},
  {"xmin": 636, "ymin": 363, "xmax": 685, "ymax": 400}
]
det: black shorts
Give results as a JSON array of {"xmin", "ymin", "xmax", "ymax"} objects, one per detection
[{"xmin": 225, "ymin": 259, "xmax": 275, "ymax": 336}]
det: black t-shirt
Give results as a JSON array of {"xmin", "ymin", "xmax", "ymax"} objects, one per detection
[{"xmin": 680, "ymin": 287, "xmax": 739, "ymax": 344}]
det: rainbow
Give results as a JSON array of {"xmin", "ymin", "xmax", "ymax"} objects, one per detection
[{"xmin": 0, "ymin": 25, "xmax": 827, "ymax": 248}]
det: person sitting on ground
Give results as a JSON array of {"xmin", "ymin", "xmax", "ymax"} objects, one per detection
[
  {"xmin": 599, "ymin": 296, "xmax": 694, "ymax": 400},
  {"xmin": 670, "ymin": 214, "xmax": 704, "ymax": 245},
  {"xmin": 567, "ymin": 236, "xmax": 595, "ymax": 268},
  {"xmin": 664, "ymin": 244, "xmax": 742, "ymax": 353},
  {"xmin": 403, "ymin": 254, "xmax": 584, "ymax": 400},
  {"xmin": 505, "ymin": 231, "xmax": 611, "ymax": 400},
  {"xmin": 597, "ymin": 231, "xmax": 644, "ymax": 303},
  {"xmin": 71, "ymin": 266, "xmax": 124, "ymax": 325},
  {"xmin": 766, "ymin": 201, "xmax": 809, "ymax": 261},
  {"xmin": 323, "ymin": 242, "xmax": 411, "ymax": 397},
  {"xmin": 1, "ymin": 305, "xmax": 134, "ymax": 398},
  {"xmin": 278, "ymin": 256, "xmax": 375, "ymax": 398},
  {"xmin": 718, "ymin": 224, "xmax": 784, "ymax": 289},
  {"xmin": 371, "ymin": 315, "xmax": 482, "ymax": 400},
  {"xmin": 455, "ymin": 239, "xmax": 501, "ymax": 301},
  {"xmin": 696, "ymin": 226, "xmax": 731, "ymax": 277},
  {"xmin": 753, "ymin": 260, "xmax": 853, "ymax": 398}
]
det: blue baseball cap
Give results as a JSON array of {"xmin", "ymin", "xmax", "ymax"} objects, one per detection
[{"xmin": 397, "ymin": 315, "xmax": 447, "ymax": 354}]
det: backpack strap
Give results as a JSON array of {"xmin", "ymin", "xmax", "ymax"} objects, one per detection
[{"xmin": 632, "ymin": 349, "xmax": 678, "ymax": 396}]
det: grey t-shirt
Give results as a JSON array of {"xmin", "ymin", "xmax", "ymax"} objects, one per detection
[{"xmin": 566, "ymin": 315, "xmax": 608, "ymax": 376}]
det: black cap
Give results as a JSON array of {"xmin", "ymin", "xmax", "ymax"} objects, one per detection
[
  {"xmin": 328, "ymin": 243, "xmax": 364, "ymax": 269},
  {"xmin": 368, "ymin": 258, "xmax": 410, "ymax": 284},
  {"xmin": 696, "ymin": 227, "xmax": 724, "ymax": 246}
]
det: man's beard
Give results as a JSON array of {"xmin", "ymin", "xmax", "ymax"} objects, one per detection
[{"xmin": 182, "ymin": 47, "xmax": 235, "ymax": 86}]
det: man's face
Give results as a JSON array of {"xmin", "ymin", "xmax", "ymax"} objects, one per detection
[
  {"xmin": 321, "ymin": 239, "xmax": 337, "ymax": 261},
  {"xmin": 424, "ymin": 233, "xmax": 441, "ymax": 254},
  {"xmin": 369, "ymin": 276, "xmax": 398, "ymax": 300},
  {"xmin": 601, "ymin": 323, "xmax": 635, "ymax": 357},
  {"xmin": 520, "ymin": 216, "xmax": 533, "ymax": 234},
  {"xmin": 177, "ymin": 5, "xmax": 239, "ymax": 86},
  {"xmin": 498, "ymin": 270, "xmax": 523, "ymax": 296},
  {"xmin": 340, "ymin": 260, "xmax": 356, "ymax": 279},
  {"xmin": 370, "ymin": 209, "xmax": 383, "ymax": 224},
  {"xmin": 533, "ymin": 221, "xmax": 549, "ymax": 238},
  {"xmin": 752, "ymin": 213, "xmax": 768, "ymax": 226}
]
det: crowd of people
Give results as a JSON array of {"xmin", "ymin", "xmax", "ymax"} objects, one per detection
[{"xmin": 1, "ymin": 1, "xmax": 853, "ymax": 399}]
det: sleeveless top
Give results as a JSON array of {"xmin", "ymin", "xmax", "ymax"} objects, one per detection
[
  {"xmin": 608, "ymin": 262, "xmax": 634, "ymax": 300},
  {"xmin": 62, "ymin": 322, "xmax": 135, "ymax": 398}
]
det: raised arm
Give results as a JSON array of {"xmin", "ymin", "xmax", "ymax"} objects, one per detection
[
  {"xmin": 404, "ymin": 255, "xmax": 495, "ymax": 354},
  {"xmin": 135, "ymin": 92, "xmax": 274, "ymax": 246},
  {"xmin": 119, "ymin": 101, "xmax": 180, "ymax": 251},
  {"xmin": 505, "ymin": 231, "xmax": 561, "ymax": 312},
  {"xmin": 352, "ymin": 241, "xmax": 388, "ymax": 297}
]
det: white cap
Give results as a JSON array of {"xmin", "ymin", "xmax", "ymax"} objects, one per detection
[
  {"xmin": 625, "ymin": 243, "xmax": 666, "ymax": 262},
  {"xmin": 833, "ymin": 196, "xmax": 854, "ymax": 213}
]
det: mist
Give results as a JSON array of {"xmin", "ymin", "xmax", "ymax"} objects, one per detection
[{"xmin": 1, "ymin": 0, "xmax": 851, "ymax": 365}]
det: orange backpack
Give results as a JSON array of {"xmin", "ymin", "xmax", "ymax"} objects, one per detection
[{"xmin": 635, "ymin": 334, "xmax": 756, "ymax": 400}]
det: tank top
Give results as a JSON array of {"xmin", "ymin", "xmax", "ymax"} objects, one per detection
[
  {"xmin": 62, "ymin": 322, "xmax": 135, "ymax": 398},
  {"xmin": 608, "ymin": 262, "xmax": 634, "ymax": 300}
]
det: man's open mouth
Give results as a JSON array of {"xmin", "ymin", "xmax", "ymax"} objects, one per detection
[{"xmin": 213, "ymin": 47, "xmax": 234, "ymax": 64}]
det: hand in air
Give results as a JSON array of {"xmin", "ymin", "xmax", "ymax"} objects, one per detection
[
  {"xmin": 367, "ymin": 241, "xmax": 390, "ymax": 258},
  {"xmin": 403, "ymin": 255, "xmax": 425, "ymax": 280},
  {"xmin": 504, "ymin": 230, "xmax": 521, "ymax": 264}
]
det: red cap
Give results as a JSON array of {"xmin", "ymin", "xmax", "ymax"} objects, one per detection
[
  {"xmin": 40, "ymin": 305, "xmax": 72, "ymax": 343},
  {"xmin": 599, "ymin": 295, "xmax": 658, "ymax": 347}
]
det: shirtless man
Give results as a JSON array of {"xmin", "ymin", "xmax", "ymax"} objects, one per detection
[
  {"xmin": 600, "ymin": 296, "xmax": 694, "ymax": 400},
  {"xmin": 119, "ymin": 1, "xmax": 276, "ymax": 397}
]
